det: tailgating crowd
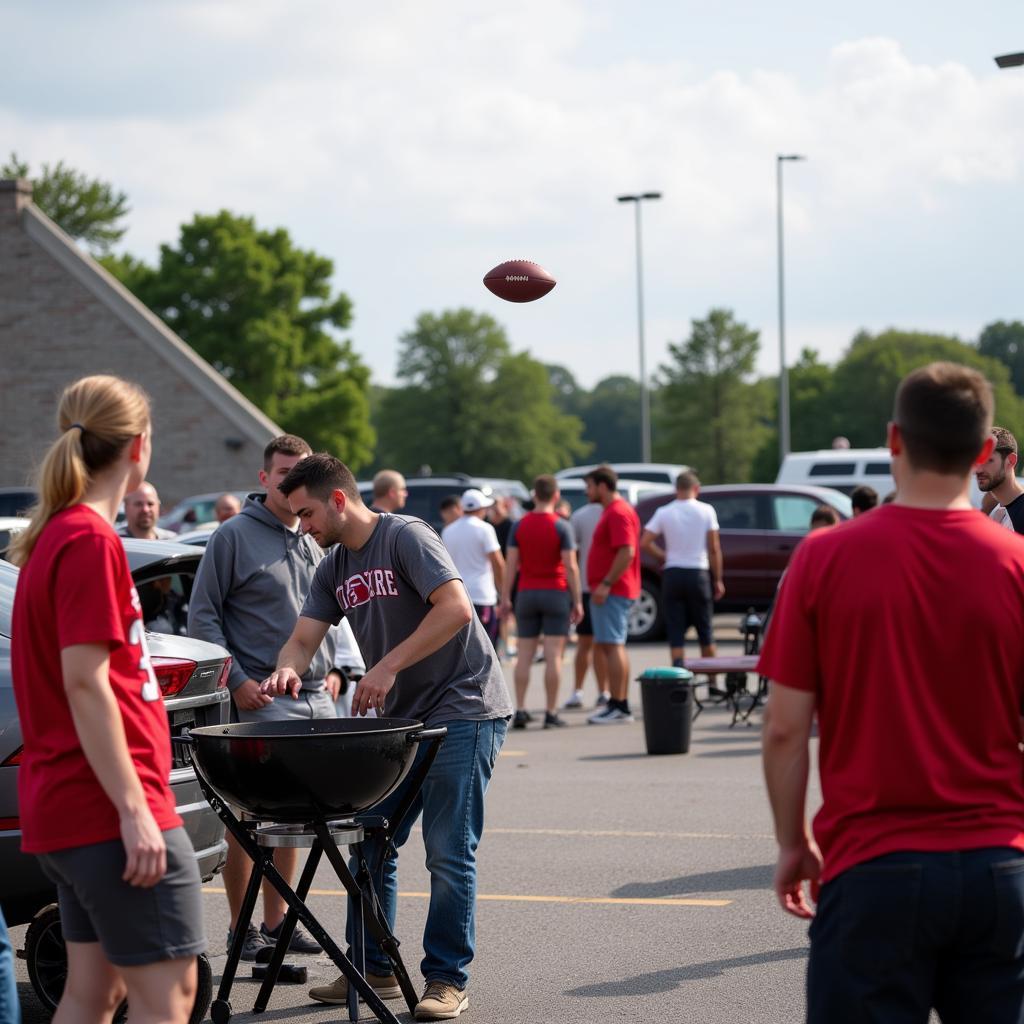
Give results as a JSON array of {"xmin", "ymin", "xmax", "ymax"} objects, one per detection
[{"xmin": 4, "ymin": 360, "xmax": 1024, "ymax": 1023}]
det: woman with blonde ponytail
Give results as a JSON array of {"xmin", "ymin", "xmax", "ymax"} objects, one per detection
[{"xmin": 11, "ymin": 375, "xmax": 203, "ymax": 1024}]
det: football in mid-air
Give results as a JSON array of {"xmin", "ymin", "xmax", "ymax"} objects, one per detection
[{"xmin": 483, "ymin": 260, "xmax": 557, "ymax": 303}]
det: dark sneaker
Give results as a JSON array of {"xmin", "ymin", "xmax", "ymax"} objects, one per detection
[
  {"xmin": 415, "ymin": 981, "xmax": 469, "ymax": 1020},
  {"xmin": 309, "ymin": 970, "xmax": 403, "ymax": 1005},
  {"xmin": 596, "ymin": 692, "xmax": 610, "ymax": 707},
  {"xmin": 261, "ymin": 919, "xmax": 323, "ymax": 955},
  {"xmin": 512, "ymin": 709, "xmax": 531, "ymax": 729},
  {"xmin": 543, "ymin": 712, "xmax": 567, "ymax": 729},
  {"xmin": 227, "ymin": 924, "xmax": 269, "ymax": 962}
]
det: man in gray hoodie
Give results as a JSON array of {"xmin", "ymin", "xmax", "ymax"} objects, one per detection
[{"xmin": 188, "ymin": 434, "xmax": 337, "ymax": 961}]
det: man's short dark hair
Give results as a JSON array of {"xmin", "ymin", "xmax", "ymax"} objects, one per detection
[
  {"xmin": 533, "ymin": 474, "xmax": 558, "ymax": 502},
  {"xmin": 992, "ymin": 425, "xmax": 1018, "ymax": 459},
  {"xmin": 810, "ymin": 505, "xmax": 840, "ymax": 528},
  {"xmin": 279, "ymin": 452, "xmax": 361, "ymax": 502},
  {"xmin": 850, "ymin": 485, "xmax": 879, "ymax": 513},
  {"xmin": 584, "ymin": 464, "xmax": 618, "ymax": 490},
  {"xmin": 894, "ymin": 362, "xmax": 993, "ymax": 475},
  {"xmin": 676, "ymin": 470, "xmax": 700, "ymax": 492},
  {"xmin": 264, "ymin": 433, "xmax": 312, "ymax": 471},
  {"xmin": 439, "ymin": 494, "xmax": 462, "ymax": 513}
]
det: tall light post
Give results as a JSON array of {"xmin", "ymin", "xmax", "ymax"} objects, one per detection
[
  {"xmin": 776, "ymin": 155, "xmax": 805, "ymax": 463},
  {"xmin": 618, "ymin": 191, "xmax": 662, "ymax": 463}
]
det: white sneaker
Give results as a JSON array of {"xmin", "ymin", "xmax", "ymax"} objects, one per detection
[
  {"xmin": 563, "ymin": 692, "xmax": 584, "ymax": 709},
  {"xmin": 589, "ymin": 706, "xmax": 633, "ymax": 725}
]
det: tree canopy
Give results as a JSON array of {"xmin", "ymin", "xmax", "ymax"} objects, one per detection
[
  {"xmin": 110, "ymin": 210, "xmax": 374, "ymax": 467},
  {"xmin": 3, "ymin": 152, "xmax": 129, "ymax": 253},
  {"xmin": 374, "ymin": 309, "xmax": 588, "ymax": 479},
  {"xmin": 978, "ymin": 320, "xmax": 1024, "ymax": 397}
]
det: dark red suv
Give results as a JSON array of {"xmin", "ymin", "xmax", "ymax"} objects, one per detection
[{"xmin": 628, "ymin": 483, "xmax": 852, "ymax": 642}]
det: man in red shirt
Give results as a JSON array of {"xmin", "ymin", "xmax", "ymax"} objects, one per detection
[
  {"xmin": 760, "ymin": 362, "xmax": 1024, "ymax": 1023},
  {"xmin": 583, "ymin": 466, "xmax": 642, "ymax": 725}
]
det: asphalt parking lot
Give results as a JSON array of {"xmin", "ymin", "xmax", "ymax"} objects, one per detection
[{"xmin": 12, "ymin": 626, "xmax": 822, "ymax": 1024}]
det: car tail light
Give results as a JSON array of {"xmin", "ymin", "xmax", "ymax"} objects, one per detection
[
  {"xmin": 1, "ymin": 747, "xmax": 22, "ymax": 767},
  {"xmin": 217, "ymin": 657, "xmax": 232, "ymax": 690},
  {"xmin": 150, "ymin": 657, "xmax": 197, "ymax": 697}
]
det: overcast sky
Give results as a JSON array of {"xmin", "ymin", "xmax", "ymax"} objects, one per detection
[{"xmin": 4, "ymin": 1, "xmax": 1024, "ymax": 388}]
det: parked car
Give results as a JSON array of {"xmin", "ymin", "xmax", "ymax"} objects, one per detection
[
  {"xmin": 556, "ymin": 478, "xmax": 673, "ymax": 513},
  {"xmin": 628, "ymin": 483, "xmax": 853, "ymax": 642},
  {"xmin": 0, "ymin": 517, "xmax": 29, "ymax": 561},
  {"xmin": 158, "ymin": 489, "xmax": 251, "ymax": 533},
  {"xmin": 555, "ymin": 463, "xmax": 690, "ymax": 486},
  {"xmin": 0, "ymin": 488, "xmax": 36, "ymax": 518},
  {"xmin": 357, "ymin": 474, "xmax": 528, "ymax": 532},
  {"xmin": 0, "ymin": 538, "xmax": 231, "ymax": 1015}
]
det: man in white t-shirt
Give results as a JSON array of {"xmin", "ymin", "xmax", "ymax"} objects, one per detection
[
  {"xmin": 441, "ymin": 488, "xmax": 505, "ymax": 645},
  {"xmin": 640, "ymin": 471, "xmax": 724, "ymax": 668}
]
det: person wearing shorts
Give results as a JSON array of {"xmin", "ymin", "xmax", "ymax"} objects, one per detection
[
  {"xmin": 583, "ymin": 466, "xmax": 642, "ymax": 725},
  {"xmin": 500, "ymin": 476, "xmax": 583, "ymax": 730},
  {"xmin": 640, "ymin": 471, "xmax": 724, "ymax": 669},
  {"xmin": 565, "ymin": 499, "xmax": 609, "ymax": 709},
  {"xmin": 9, "ymin": 375, "xmax": 202, "ymax": 1023}
]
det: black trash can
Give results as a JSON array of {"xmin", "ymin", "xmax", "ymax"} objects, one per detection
[{"xmin": 638, "ymin": 667, "xmax": 694, "ymax": 755}]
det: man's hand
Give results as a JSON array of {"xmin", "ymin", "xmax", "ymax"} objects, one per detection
[
  {"xmin": 120, "ymin": 804, "xmax": 167, "ymax": 888},
  {"xmin": 714, "ymin": 579, "xmax": 726, "ymax": 600},
  {"xmin": 570, "ymin": 600, "xmax": 584, "ymax": 625},
  {"xmin": 774, "ymin": 838, "xmax": 823, "ymax": 919},
  {"xmin": 499, "ymin": 599, "xmax": 514, "ymax": 620},
  {"xmin": 325, "ymin": 669, "xmax": 344, "ymax": 701},
  {"xmin": 351, "ymin": 663, "xmax": 397, "ymax": 717},
  {"xmin": 591, "ymin": 581, "xmax": 610, "ymax": 606},
  {"xmin": 234, "ymin": 677, "xmax": 275, "ymax": 710},
  {"xmin": 260, "ymin": 668, "xmax": 302, "ymax": 701}
]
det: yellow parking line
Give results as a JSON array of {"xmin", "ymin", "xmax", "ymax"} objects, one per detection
[
  {"xmin": 498, "ymin": 750, "xmax": 528, "ymax": 757},
  {"xmin": 203, "ymin": 887, "xmax": 729, "ymax": 908}
]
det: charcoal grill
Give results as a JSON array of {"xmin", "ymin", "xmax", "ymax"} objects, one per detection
[{"xmin": 176, "ymin": 717, "xmax": 447, "ymax": 1024}]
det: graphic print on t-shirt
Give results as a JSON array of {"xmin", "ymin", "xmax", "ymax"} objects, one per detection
[
  {"xmin": 336, "ymin": 568, "xmax": 400, "ymax": 611},
  {"xmin": 129, "ymin": 587, "xmax": 161, "ymax": 702}
]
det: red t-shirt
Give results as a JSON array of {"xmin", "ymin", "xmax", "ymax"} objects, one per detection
[
  {"xmin": 509, "ymin": 512, "xmax": 574, "ymax": 590},
  {"xmin": 586, "ymin": 497, "xmax": 642, "ymax": 599},
  {"xmin": 11, "ymin": 505, "xmax": 180, "ymax": 853},
  {"xmin": 757, "ymin": 504, "xmax": 1024, "ymax": 883}
]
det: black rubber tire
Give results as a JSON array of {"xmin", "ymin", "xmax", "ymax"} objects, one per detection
[
  {"xmin": 627, "ymin": 575, "xmax": 665, "ymax": 643},
  {"xmin": 24, "ymin": 904, "xmax": 66, "ymax": 1013},
  {"xmin": 210, "ymin": 997, "xmax": 233, "ymax": 1024},
  {"xmin": 25, "ymin": 904, "xmax": 213, "ymax": 1024}
]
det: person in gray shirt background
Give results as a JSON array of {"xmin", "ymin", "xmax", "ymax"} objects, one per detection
[
  {"xmin": 188, "ymin": 434, "xmax": 336, "ymax": 962},
  {"xmin": 263, "ymin": 453, "xmax": 511, "ymax": 1023}
]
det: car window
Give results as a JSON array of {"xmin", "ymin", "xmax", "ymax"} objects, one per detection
[
  {"xmin": 0, "ymin": 563, "xmax": 15, "ymax": 636},
  {"xmin": 864, "ymin": 462, "xmax": 891, "ymax": 475},
  {"xmin": 704, "ymin": 494, "xmax": 761, "ymax": 530},
  {"xmin": 808, "ymin": 462, "xmax": 855, "ymax": 476},
  {"xmin": 135, "ymin": 571, "xmax": 195, "ymax": 636},
  {"xmin": 772, "ymin": 496, "xmax": 821, "ymax": 533},
  {"xmin": 618, "ymin": 471, "xmax": 671, "ymax": 483}
]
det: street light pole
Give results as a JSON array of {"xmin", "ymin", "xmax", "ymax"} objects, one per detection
[
  {"xmin": 776, "ymin": 155, "xmax": 805, "ymax": 464},
  {"xmin": 618, "ymin": 191, "xmax": 662, "ymax": 463}
]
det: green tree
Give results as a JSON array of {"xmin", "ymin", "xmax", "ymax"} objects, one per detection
[
  {"xmin": 112, "ymin": 210, "xmax": 373, "ymax": 467},
  {"xmin": 978, "ymin": 320, "xmax": 1024, "ymax": 397},
  {"xmin": 582, "ymin": 375, "xmax": 642, "ymax": 462},
  {"xmin": 654, "ymin": 308, "xmax": 769, "ymax": 483},
  {"xmin": 375, "ymin": 309, "xmax": 588, "ymax": 478},
  {"xmin": 830, "ymin": 329, "xmax": 1024, "ymax": 446},
  {"xmin": 2, "ymin": 152, "xmax": 129, "ymax": 253}
]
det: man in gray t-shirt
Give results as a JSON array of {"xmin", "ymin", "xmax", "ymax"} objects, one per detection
[{"xmin": 263, "ymin": 454, "xmax": 511, "ymax": 1020}]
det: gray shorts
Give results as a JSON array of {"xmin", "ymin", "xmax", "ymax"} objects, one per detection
[
  {"xmin": 515, "ymin": 589, "xmax": 572, "ymax": 638},
  {"xmin": 37, "ymin": 827, "xmax": 205, "ymax": 967},
  {"xmin": 232, "ymin": 686, "xmax": 337, "ymax": 723}
]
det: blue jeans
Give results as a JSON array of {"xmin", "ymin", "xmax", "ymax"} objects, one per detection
[
  {"xmin": 0, "ymin": 905, "xmax": 19, "ymax": 1024},
  {"xmin": 808, "ymin": 848, "xmax": 1024, "ymax": 1024},
  {"xmin": 348, "ymin": 717, "xmax": 508, "ymax": 989}
]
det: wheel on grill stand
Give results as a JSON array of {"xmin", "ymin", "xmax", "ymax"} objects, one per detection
[{"xmin": 24, "ymin": 903, "xmax": 213, "ymax": 1024}]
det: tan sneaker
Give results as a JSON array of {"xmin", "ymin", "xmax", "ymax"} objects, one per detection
[
  {"xmin": 414, "ymin": 981, "xmax": 469, "ymax": 1020},
  {"xmin": 309, "ymin": 970, "xmax": 402, "ymax": 1005}
]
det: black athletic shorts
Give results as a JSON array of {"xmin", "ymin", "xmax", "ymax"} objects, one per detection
[
  {"xmin": 662, "ymin": 567, "xmax": 714, "ymax": 647},
  {"xmin": 515, "ymin": 589, "xmax": 572, "ymax": 638},
  {"xmin": 576, "ymin": 592, "xmax": 594, "ymax": 637}
]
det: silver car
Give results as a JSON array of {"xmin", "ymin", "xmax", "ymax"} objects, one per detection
[{"xmin": 0, "ymin": 538, "xmax": 231, "ymax": 1014}]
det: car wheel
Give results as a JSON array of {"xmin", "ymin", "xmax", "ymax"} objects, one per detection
[
  {"xmin": 628, "ymin": 576, "xmax": 665, "ymax": 643},
  {"xmin": 25, "ymin": 904, "xmax": 212, "ymax": 1024}
]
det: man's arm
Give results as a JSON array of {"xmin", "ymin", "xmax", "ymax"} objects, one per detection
[
  {"xmin": 707, "ymin": 530, "xmax": 725, "ymax": 600},
  {"xmin": 640, "ymin": 528, "xmax": 665, "ymax": 563},
  {"xmin": 499, "ymin": 547, "xmax": 520, "ymax": 617},
  {"xmin": 262, "ymin": 616, "xmax": 334, "ymax": 699},
  {"xmin": 488, "ymin": 549, "xmax": 505, "ymax": 595},
  {"xmin": 591, "ymin": 545, "xmax": 634, "ymax": 605},
  {"xmin": 762, "ymin": 681, "xmax": 821, "ymax": 919},
  {"xmin": 62, "ymin": 644, "xmax": 166, "ymax": 888},
  {"xmin": 561, "ymin": 549, "xmax": 583, "ymax": 623},
  {"xmin": 351, "ymin": 579, "xmax": 474, "ymax": 716}
]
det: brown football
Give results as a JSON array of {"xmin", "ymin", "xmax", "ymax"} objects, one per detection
[{"xmin": 483, "ymin": 260, "xmax": 557, "ymax": 303}]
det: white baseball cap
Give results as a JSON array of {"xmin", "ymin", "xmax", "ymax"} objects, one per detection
[{"xmin": 461, "ymin": 488, "xmax": 495, "ymax": 512}]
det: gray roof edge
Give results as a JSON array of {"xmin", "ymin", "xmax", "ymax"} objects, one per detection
[{"xmin": 20, "ymin": 204, "xmax": 284, "ymax": 442}]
